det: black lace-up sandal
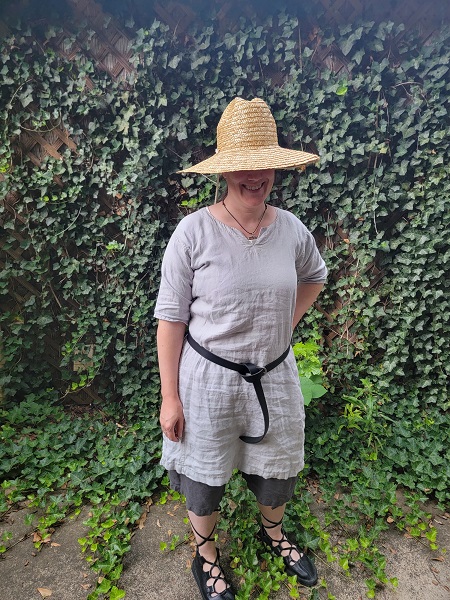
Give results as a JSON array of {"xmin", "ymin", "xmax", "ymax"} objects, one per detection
[
  {"xmin": 259, "ymin": 515, "xmax": 318, "ymax": 587},
  {"xmin": 190, "ymin": 521, "xmax": 236, "ymax": 600}
]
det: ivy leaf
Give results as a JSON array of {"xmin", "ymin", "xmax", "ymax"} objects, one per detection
[
  {"xmin": 19, "ymin": 89, "xmax": 33, "ymax": 107},
  {"xmin": 168, "ymin": 55, "xmax": 182, "ymax": 69},
  {"xmin": 336, "ymin": 83, "xmax": 348, "ymax": 96},
  {"xmin": 96, "ymin": 578, "xmax": 111, "ymax": 594},
  {"xmin": 300, "ymin": 377, "xmax": 327, "ymax": 406},
  {"xmin": 429, "ymin": 65, "xmax": 448, "ymax": 79},
  {"xmin": 110, "ymin": 587, "xmax": 126, "ymax": 600}
]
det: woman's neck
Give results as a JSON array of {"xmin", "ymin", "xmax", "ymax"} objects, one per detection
[{"xmin": 221, "ymin": 198, "xmax": 267, "ymax": 239}]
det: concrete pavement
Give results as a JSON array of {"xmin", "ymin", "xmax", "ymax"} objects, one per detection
[{"xmin": 1, "ymin": 497, "xmax": 449, "ymax": 599}]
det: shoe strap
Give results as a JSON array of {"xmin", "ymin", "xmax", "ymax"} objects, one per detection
[
  {"xmin": 198, "ymin": 548, "xmax": 231, "ymax": 597},
  {"xmin": 260, "ymin": 514, "xmax": 288, "ymax": 547},
  {"xmin": 261, "ymin": 520, "xmax": 304, "ymax": 563}
]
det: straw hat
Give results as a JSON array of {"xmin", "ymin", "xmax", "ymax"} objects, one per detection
[{"xmin": 178, "ymin": 97, "xmax": 319, "ymax": 174}]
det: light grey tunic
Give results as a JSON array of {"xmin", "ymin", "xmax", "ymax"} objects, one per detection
[{"xmin": 154, "ymin": 206, "xmax": 327, "ymax": 486}]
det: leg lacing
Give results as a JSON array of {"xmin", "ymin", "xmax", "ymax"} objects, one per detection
[
  {"xmin": 189, "ymin": 518, "xmax": 217, "ymax": 550},
  {"xmin": 190, "ymin": 519, "xmax": 231, "ymax": 598},
  {"xmin": 259, "ymin": 513, "xmax": 318, "ymax": 587},
  {"xmin": 260, "ymin": 514, "xmax": 303, "ymax": 567}
]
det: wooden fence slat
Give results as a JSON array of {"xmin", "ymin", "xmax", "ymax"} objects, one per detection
[{"xmin": 153, "ymin": 1, "xmax": 196, "ymax": 33}]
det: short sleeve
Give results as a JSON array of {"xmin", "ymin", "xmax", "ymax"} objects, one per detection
[
  {"xmin": 154, "ymin": 233, "xmax": 193, "ymax": 325},
  {"xmin": 295, "ymin": 224, "xmax": 328, "ymax": 284}
]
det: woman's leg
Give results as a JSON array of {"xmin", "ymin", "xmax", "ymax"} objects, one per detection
[
  {"xmin": 188, "ymin": 510, "xmax": 229, "ymax": 595},
  {"xmin": 169, "ymin": 472, "xmax": 234, "ymax": 598},
  {"xmin": 258, "ymin": 502, "xmax": 301, "ymax": 563},
  {"xmin": 189, "ymin": 510, "xmax": 220, "ymax": 562},
  {"xmin": 242, "ymin": 472, "xmax": 318, "ymax": 587}
]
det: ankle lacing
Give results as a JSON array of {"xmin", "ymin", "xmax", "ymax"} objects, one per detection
[
  {"xmin": 259, "ymin": 514, "xmax": 318, "ymax": 587},
  {"xmin": 261, "ymin": 514, "xmax": 304, "ymax": 566},
  {"xmin": 190, "ymin": 518, "xmax": 231, "ymax": 598}
]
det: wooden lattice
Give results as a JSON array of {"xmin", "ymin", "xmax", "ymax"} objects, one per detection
[
  {"xmin": 53, "ymin": 0, "xmax": 136, "ymax": 82},
  {"xmin": 313, "ymin": 0, "xmax": 444, "ymax": 36},
  {"xmin": 0, "ymin": 233, "xmax": 104, "ymax": 406},
  {"xmin": 19, "ymin": 120, "xmax": 77, "ymax": 167},
  {"xmin": 152, "ymin": 1, "xmax": 196, "ymax": 34}
]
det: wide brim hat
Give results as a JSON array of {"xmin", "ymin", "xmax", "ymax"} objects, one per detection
[{"xmin": 178, "ymin": 97, "xmax": 319, "ymax": 174}]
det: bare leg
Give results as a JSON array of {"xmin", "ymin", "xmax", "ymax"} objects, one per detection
[
  {"xmin": 188, "ymin": 510, "xmax": 228, "ymax": 595},
  {"xmin": 189, "ymin": 510, "xmax": 219, "ymax": 561},
  {"xmin": 258, "ymin": 501, "xmax": 318, "ymax": 587},
  {"xmin": 258, "ymin": 502, "xmax": 301, "ymax": 562}
]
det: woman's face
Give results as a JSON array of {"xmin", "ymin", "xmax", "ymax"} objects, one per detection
[{"xmin": 223, "ymin": 169, "xmax": 275, "ymax": 207}]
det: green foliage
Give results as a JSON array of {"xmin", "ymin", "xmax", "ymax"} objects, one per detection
[
  {"xmin": 338, "ymin": 378, "xmax": 394, "ymax": 460},
  {"xmin": 293, "ymin": 332, "xmax": 327, "ymax": 405},
  {"xmin": 0, "ymin": 395, "xmax": 163, "ymax": 598},
  {"xmin": 0, "ymin": 7, "xmax": 449, "ymax": 600}
]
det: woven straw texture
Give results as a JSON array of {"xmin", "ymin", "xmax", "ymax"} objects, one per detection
[{"xmin": 180, "ymin": 98, "xmax": 319, "ymax": 174}]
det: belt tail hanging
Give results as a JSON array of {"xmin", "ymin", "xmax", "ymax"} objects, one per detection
[
  {"xmin": 238, "ymin": 371, "xmax": 269, "ymax": 444},
  {"xmin": 186, "ymin": 333, "xmax": 290, "ymax": 444}
]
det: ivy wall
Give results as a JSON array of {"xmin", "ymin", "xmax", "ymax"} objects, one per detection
[{"xmin": 0, "ymin": 10, "xmax": 449, "ymax": 490}]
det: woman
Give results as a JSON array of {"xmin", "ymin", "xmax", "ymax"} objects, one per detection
[{"xmin": 154, "ymin": 97, "xmax": 327, "ymax": 599}]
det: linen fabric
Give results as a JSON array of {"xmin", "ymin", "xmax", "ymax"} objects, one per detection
[
  {"xmin": 154, "ymin": 206, "xmax": 327, "ymax": 486},
  {"xmin": 169, "ymin": 470, "xmax": 298, "ymax": 516}
]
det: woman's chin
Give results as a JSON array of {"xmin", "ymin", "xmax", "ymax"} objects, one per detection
[{"xmin": 240, "ymin": 184, "xmax": 268, "ymax": 202}]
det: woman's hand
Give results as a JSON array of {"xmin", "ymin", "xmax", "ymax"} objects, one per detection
[{"xmin": 160, "ymin": 395, "xmax": 185, "ymax": 442}]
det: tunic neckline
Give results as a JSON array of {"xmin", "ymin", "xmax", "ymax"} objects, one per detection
[{"xmin": 205, "ymin": 206, "xmax": 279, "ymax": 245}]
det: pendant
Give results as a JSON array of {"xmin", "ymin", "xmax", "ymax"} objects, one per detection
[{"xmin": 247, "ymin": 234, "xmax": 256, "ymax": 240}]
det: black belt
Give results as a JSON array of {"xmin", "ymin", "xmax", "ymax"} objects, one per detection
[{"xmin": 186, "ymin": 333, "xmax": 290, "ymax": 444}]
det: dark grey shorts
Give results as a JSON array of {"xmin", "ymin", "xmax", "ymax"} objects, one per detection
[{"xmin": 169, "ymin": 470, "xmax": 297, "ymax": 516}]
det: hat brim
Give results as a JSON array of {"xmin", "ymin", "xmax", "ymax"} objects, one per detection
[{"xmin": 178, "ymin": 146, "xmax": 319, "ymax": 174}]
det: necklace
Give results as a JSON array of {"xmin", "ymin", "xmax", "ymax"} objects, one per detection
[{"xmin": 222, "ymin": 200, "xmax": 267, "ymax": 240}]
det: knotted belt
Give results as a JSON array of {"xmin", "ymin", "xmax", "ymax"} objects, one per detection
[{"xmin": 186, "ymin": 333, "xmax": 290, "ymax": 444}]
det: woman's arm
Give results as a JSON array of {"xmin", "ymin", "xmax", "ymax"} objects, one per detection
[
  {"xmin": 293, "ymin": 282, "xmax": 324, "ymax": 329},
  {"xmin": 157, "ymin": 319, "xmax": 187, "ymax": 442}
]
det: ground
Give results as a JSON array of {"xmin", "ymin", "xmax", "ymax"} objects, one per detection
[{"xmin": 1, "ymin": 497, "xmax": 449, "ymax": 599}]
